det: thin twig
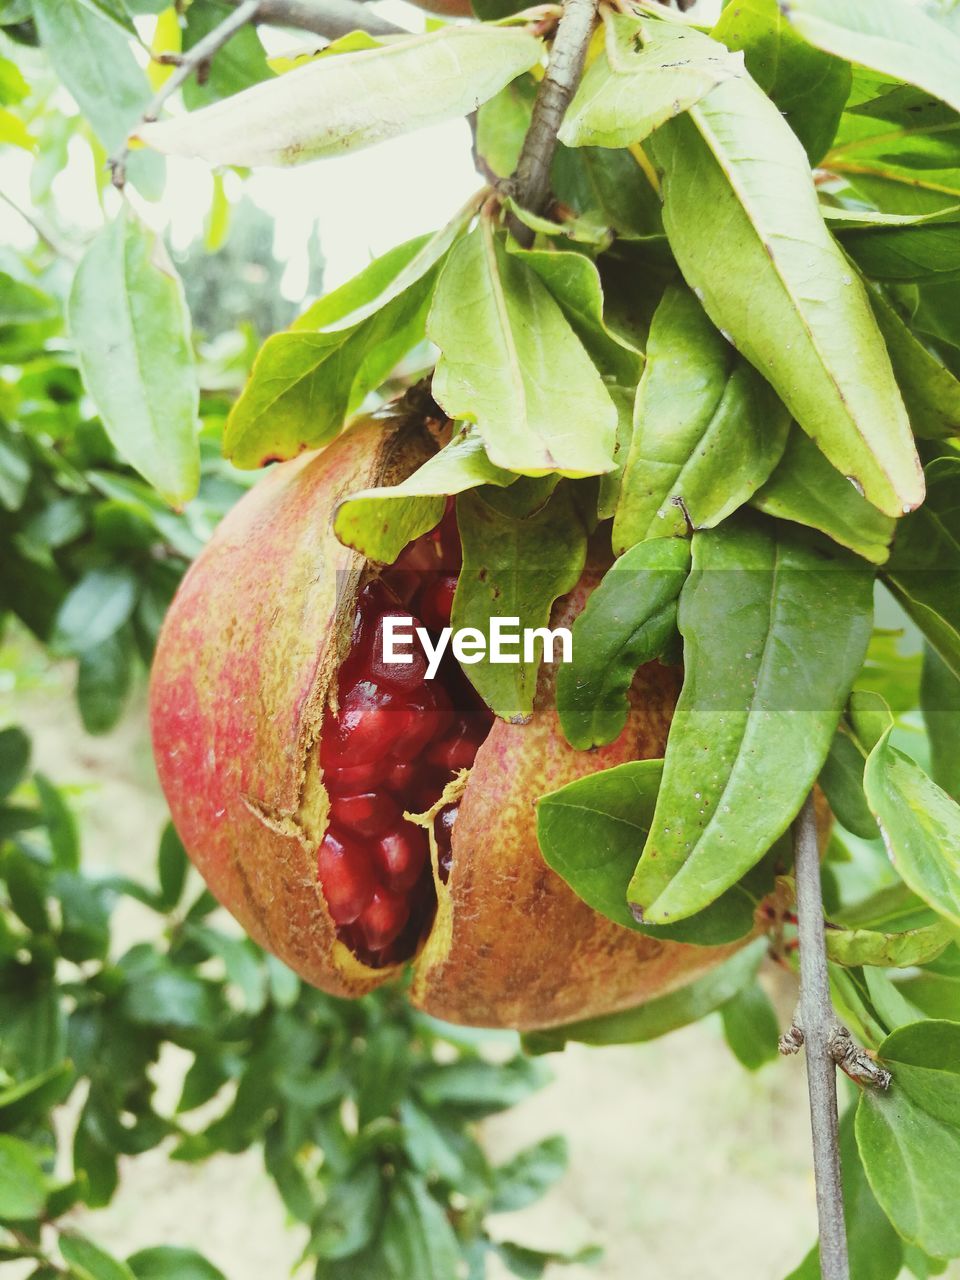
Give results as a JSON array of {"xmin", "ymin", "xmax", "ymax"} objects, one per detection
[
  {"xmin": 507, "ymin": 0, "xmax": 599, "ymax": 246},
  {"xmin": 778, "ymin": 793, "xmax": 889, "ymax": 1279},
  {"xmin": 791, "ymin": 792, "xmax": 850, "ymax": 1280},
  {"xmin": 112, "ymin": 0, "xmax": 262, "ymax": 188},
  {"xmin": 0, "ymin": 189, "xmax": 80, "ymax": 262},
  {"xmin": 228, "ymin": 0, "xmax": 404, "ymax": 39}
]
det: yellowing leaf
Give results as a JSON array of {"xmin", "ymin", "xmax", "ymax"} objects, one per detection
[{"xmin": 136, "ymin": 26, "xmax": 543, "ymax": 166}]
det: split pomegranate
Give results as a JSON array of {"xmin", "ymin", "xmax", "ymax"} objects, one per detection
[
  {"xmin": 316, "ymin": 504, "xmax": 492, "ymax": 967},
  {"xmin": 150, "ymin": 406, "xmax": 748, "ymax": 1029}
]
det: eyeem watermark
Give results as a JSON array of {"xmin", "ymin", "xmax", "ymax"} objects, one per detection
[{"xmin": 383, "ymin": 616, "xmax": 572, "ymax": 680}]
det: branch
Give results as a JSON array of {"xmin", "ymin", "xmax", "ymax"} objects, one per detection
[
  {"xmin": 231, "ymin": 0, "xmax": 404, "ymax": 39},
  {"xmin": 778, "ymin": 793, "xmax": 891, "ymax": 1280},
  {"xmin": 507, "ymin": 0, "xmax": 599, "ymax": 247},
  {"xmin": 110, "ymin": 0, "xmax": 405, "ymax": 189},
  {"xmin": 790, "ymin": 793, "xmax": 849, "ymax": 1279}
]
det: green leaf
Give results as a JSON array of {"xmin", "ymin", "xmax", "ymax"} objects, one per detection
[
  {"xmin": 0, "ymin": 982, "xmax": 65, "ymax": 1077},
  {"xmin": 612, "ymin": 285, "xmax": 790, "ymax": 549},
  {"xmin": 825, "ymin": 75, "xmax": 960, "ymax": 215},
  {"xmin": 903, "ymin": 1246, "xmax": 950, "ymax": 1280},
  {"xmin": 381, "ymin": 1175, "xmax": 461, "ymax": 1280},
  {"xmin": 783, "ymin": 0, "xmax": 960, "ymax": 116},
  {"xmin": 712, "ymin": 0, "xmax": 851, "ymax": 164},
  {"xmin": 334, "ymin": 428, "xmax": 514, "ymax": 565},
  {"xmin": 720, "ymin": 982, "xmax": 780, "ymax": 1071},
  {"xmin": 77, "ymin": 630, "xmax": 134, "ymax": 736},
  {"xmin": 475, "ymin": 73, "xmax": 535, "ymax": 179},
  {"xmin": 551, "ymin": 143, "xmax": 664, "ymax": 241},
  {"xmin": 559, "ymin": 11, "xmax": 740, "ymax": 149},
  {"xmin": 127, "ymin": 1247, "xmax": 226, "ymax": 1280},
  {"xmin": 495, "ymin": 1241, "xmax": 603, "ymax": 1279},
  {"xmin": 885, "ymin": 457, "xmax": 960, "ymax": 679},
  {"xmin": 60, "ymin": 1236, "xmax": 136, "ymax": 1280},
  {"xmin": 137, "ymin": 26, "xmax": 543, "ymax": 164},
  {"xmin": 524, "ymin": 937, "xmax": 767, "ymax": 1053},
  {"xmin": 51, "ymin": 568, "xmax": 138, "ymax": 658},
  {"xmin": 864, "ymin": 728, "xmax": 960, "ymax": 929},
  {"xmin": 895, "ymin": 955, "xmax": 960, "ymax": 1026},
  {"xmin": 0, "ymin": 425, "xmax": 31, "ymax": 512},
  {"xmin": 628, "ymin": 519, "xmax": 874, "ymax": 924},
  {"xmin": 31, "ymin": 0, "xmax": 150, "ymax": 151},
  {"xmin": 428, "ymin": 221, "xmax": 617, "ymax": 478},
  {"xmin": 515, "ymin": 246, "xmax": 642, "ymax": 388},
  {"xmin": 191, "ymin": 927, "xmax": 266, "ymax": 1014},
  {"xmin": 819, "ymin": 728, "xmax": 879, "ymax": 839},
  {"xmin": 648, "ymin": 73, "xmax": 923, "ymax": 519},
  {"xmin": 223, "ymin": 232, "xmax": 450, "ymax": 468},
  {"xmin": 921, "ymin": 643, "xmax": 960, "ymax": 801},
  {"xmin": 855, "ymin": 636, "xmax": 920, "ymax": 719},
  {"xmin": 69, "ymin": 208, "xmax": 199, "ymax": 505},
  {"xmin": 828, "ymin": 966, "xmax": 888, "ymax": 1050},
  {"xmin": 536, "ymin": 759, "xmax": 773, "ymax": 945},
  {"xmin": 556, "ymin": 538, "xmax": 689, "ymax": 749},
  {"xmin": 119, "ymin": 960, "xmax": 224, "ymax": 1031},
  {"xmin": 842, "ymin": 218, "xmax": 960, "ymax": 287},
  {"xmin": 310, "ymin": 1163, "xmax": 382, "ymax": 1261},
  {"xmin": 865, "ymin": 967, "xmax": 927, "ymax": 1036},
  {"xmin": 0, "ymin": 1063, "xmax": 74, "ymax": 1130},
  {"xmin": 34, "ymin": 773, "xmax": 80, "ymax": 871},
  {"xmin": 4, "ymin": 848, "xmax": 51, "ymax": 934},
  {"xmin": 451, "ymin": 484, "xmax": 587, "ymax": 720},
  {"xmin": 74, "ymin": 1101, "xmax": 118, "ymax": 1209},
  {"xmin": 857, "ymin": 1020, "xmax": 960, "ymax": 1257},
  {"xmin": 787, "ymin": 1105, "xmax": 902, "ymax": 1280},
  {"xmin": 826, "ymin": 921, "xmax": 952, "ymax": 968},
  {"xmin": 397, "ymin": 1101, "xmax": 465, "ymax": 1186},
  {"xmin": 0, "ymin": 727, "xmax": 29, "ymax": 800},
  {"xmin": 870, "ymin": 289, "xmax": 960, "ymax": 440},
  {"xmin": 833, "ymin": 880, "xmax": 932, "ymax": 935},
  {"xmin": 157, "ymin": 822, "xmax": 188, "ymax": 912},
  {"xmin": 0, "ymin": 1135, "xmax": 49, "ymax": 1221},
  {"xmin": 751, "ymin": 429, "xmax": 895, "ymax": 565},
  {"xmin": 415, "ymin": 1057, "xmax": 547, "ymax": 1118},
  {"xmin": 491, "ymin": 1136, "xmax": 567, "ymax": 1213},
  {"xmin": 849, "ymin": 689, "xmax": 894, "ymax": 754}
]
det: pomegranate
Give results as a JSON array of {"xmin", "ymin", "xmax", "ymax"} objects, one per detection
[{"xmin": 150, "ymin": 403, "xmax": 745, "ymax": 1029}]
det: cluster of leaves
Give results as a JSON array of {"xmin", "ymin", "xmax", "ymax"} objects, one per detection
[
  {"xmin": 0, "ymin": 233, "xmax": 253, "ymax": 732},
  {"xmin": 0, "ymin": 725, "xmax": 588, "ymax": 1280}
]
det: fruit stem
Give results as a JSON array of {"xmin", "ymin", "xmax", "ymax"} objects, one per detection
[{"xmin": 507, "ymin": 0, "xmax": 600, "ymax": 246}]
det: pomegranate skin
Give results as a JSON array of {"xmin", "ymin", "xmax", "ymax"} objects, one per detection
[
  {"xmin": 150, "ymin": 413, "xmax": 431, "ymax": 995},
  {"xmin": 150, "ymin": 410, "xmax": 746, "ymax": 1028},
  {"xmin": 411, "ymin": 583, "xmax": 733, "ymax": 1031}
]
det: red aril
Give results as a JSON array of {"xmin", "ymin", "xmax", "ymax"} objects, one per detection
[
  {"xmin": 359, "ymin": 888, "xmax": 409, "ymax": 950},
  {"xmin": 419, "ymin": 573, "xmax": 458, "ymax": 630},
  {"xmin": 375, "ymin": 825, "xmax": 429, "ymax": 891},
  {"xmin": 428, "ymin": 715, "xmax": 488, "ymax": 774},
  {"xmin": 317, "ymin": 831, "xmax": 376, "ymax": 925},
  {"xmin": 331, "ymin": 791, "xmax": 399, "ymax": 838},
  {"xmin": 367, "ymin": 609, "xmax": 429, "ymax": 688},
  {"xmin": 323, "ymin": 759, "xmax": 387, "ymax": 795}
]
